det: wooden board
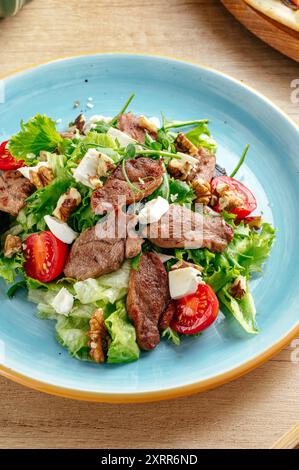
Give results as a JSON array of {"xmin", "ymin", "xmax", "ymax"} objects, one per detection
[{"xmin": 221, "ymin": 0, "xmax": 299, "ymax": 62}]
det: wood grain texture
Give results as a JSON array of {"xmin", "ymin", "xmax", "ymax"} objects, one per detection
[
  {"xmin": 221, "ymin": 0, "xmax": 299, "ymax": 62},
  {"xmin": 0, "ymin": 0, "xmax": 299, "ymax": 450}
]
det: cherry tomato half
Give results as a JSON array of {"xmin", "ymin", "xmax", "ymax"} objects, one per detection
[
  {"xmin": 24, "ymin": 231, "xmax": 69, "ymax": 283},
  {"xmin": 211, "ymin": 176, "xmax": 257, "ymax": 220},
  {"xmin": 171, "ymin": 284, "xmax": 219, "ymax": 335},
  {"xmin": 0, "ymin": 140, "xmax": 25, "ymax": 171}
]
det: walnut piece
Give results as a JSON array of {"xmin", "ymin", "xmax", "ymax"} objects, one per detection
[
  {"xmin": 167, "ymin": 158, "xmax": 193, "ymax": 181},
  {"xmin": 74, "ymin": 113, "xmax": 86, "ymax": 134},
  {"xmin": 175, "ymin": 133, "xmax": 198, "ymax": 157},
  {"xmin": 4, "ymin": 234, "xmax": 22, "ymax": 258},
  {"xmin": 87, "ymin": 308, "xmax": 110, "ymax": 364},
  {"xmin": 29, "ymin": 166, "xmax": 54, "ymax": 189},
  {"xmin": 192, "ymin": 178, "xmax": 212, "ymax": 205},
  {"xmin": 229, "ymin": 276, "xmax": 247, "ymax": 300},
  {"xmin": 138, "ymin": 115, "xmax": 158, "ymax": 134},
  {"xmin": 53, "ymin": 188, "xmax": 82, "ymax": 222},
  {"xmin": 214, "ymin": 182, "xmax": 244, "ymax": 212}
]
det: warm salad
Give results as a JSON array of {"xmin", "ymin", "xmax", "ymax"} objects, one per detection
[{"xmin": 0, "ymin": 95, "xmax": 275, "ymax": 364}]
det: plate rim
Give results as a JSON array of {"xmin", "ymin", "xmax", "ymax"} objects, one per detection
[{"xmin": 0, "ymin": 52, "xmax": 298, "ymax": 403}]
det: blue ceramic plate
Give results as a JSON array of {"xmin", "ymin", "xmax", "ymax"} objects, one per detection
[{"xmin": 0, "ymin": 54, "xmax": 298, "ymax": 402}]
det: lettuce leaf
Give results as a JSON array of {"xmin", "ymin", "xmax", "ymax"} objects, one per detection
[
  {"xmin": 105, "ymin": 300, "xmax": 140, "ymax": 364},
  {"xmin": 56, "ymin": 315, "xmax": 90, "ymax": 360},
  {"xmin": 185, "ymin": 122, "xmax": 217, "ymax": 153},
  {"xmin": 74, "ymin": 261, "xmax": 131, "ymax": 305},
  {"xmin": 0, "ymin": 253, "xmax": 24, "ymax": 283},
  {"xmin": 218, "ymin": 282, "xmax": 258, "ymax": 334},
  {"xmin": 17, "ymin": 176, "xmax": 72, "ymax": 233},
  {"xmin": 9, "ymin": 114, "xmax": 63, "ymax": 162},
  {"xmin": 225, "ymin": 223, "xmax": 276, "ymax": 275},
  {"xmin": 169, "ymin": 178, "xmax": 196, "ymax": 204}
]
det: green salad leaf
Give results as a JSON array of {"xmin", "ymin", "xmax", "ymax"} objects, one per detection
[
  {"xmin": 105, "ymin": 300, "xmax": 140, "ymax": 364},
  {"xmin": 74, "ymin": 261, "xmax": 131, "ymax": 305},
  {"xmin": 17, "ymin": 176, "xmax": 72, "ymax": 233},
  {"xmin": 218, "ymin": 282, "xmax": 258, "ymax": 334},
  {"xmin": 185, "ymin": 122, "xmax": 217, "ymax": 154},
  {"xmin": 9, "ymin": 114, "xmax": 64, "ymax": 162},
  {"xmin": 169, "ymin": 178, "xmax": 196, "ymax": 204},
  {"xmin": 0, "ymin": 253, "xmax": 24, "ymax": 283},
  {"xmin": 56, "ymin": 314, "xmax": 91, "ymax": 360},
  {"xmin": 162, "ymin": 327, "xmax": 181, "ymax": 346}
]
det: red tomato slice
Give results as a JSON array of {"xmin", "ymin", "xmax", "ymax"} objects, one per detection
[
  {"xmin": 171, "ymin": 284, "xmax": 219, "ymax": 335},
  {"xmin": 211, "ymin": 176, "xmax": 257, "ymax": 220},
  {"xmin": 0, "ymin": 140, "xmax": 25, "ymax": 171},
  {"xmin": 24, "ymin": 231, "xmax": 69, "ymax": 283}
]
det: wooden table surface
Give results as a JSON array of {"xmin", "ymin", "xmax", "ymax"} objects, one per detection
[{"xmin": 0, "ymin": 0, "xmax": 298, "ymax": 450}]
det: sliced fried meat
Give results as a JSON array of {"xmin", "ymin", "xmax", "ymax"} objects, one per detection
[
  {"xmin": 0, "ymin": 171, "xmax": 34, "ymax": 217},
  {"xmin": 175, "ymin": 133, "xmax": 216, "ymax": 184},
  {"xmin": 145, "ymin": 204, "xmax": 234, "ymax": 252},
  {"xmin": 64, "ymin": 214, "xmax": 126, "ymax": 280},
  {"xmin": 159, "ymin": 301, "xmax": 176, "ymax": 331},
  {"xmin": 126, "ymin": 252, "xmax": 170, "ymax": 351},
  {"xmin": 91, "ymin": 157, "xmax": 164, "ymax": 215},
  {"xmin": 117, "ymin": 112, "xmax": 158, "ymax": 144},
  {"xmin": 188, "ymin": 147, "xmax": 216, "ymax": 184}
]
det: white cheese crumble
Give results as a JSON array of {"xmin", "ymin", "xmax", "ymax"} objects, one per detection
[
  {"xmin": 51, "ymin": 288, "xmax": 74, "ymax": 316},
  {"xmin": 72, "ymin": 148, "xmax": 99, "ymax": 188},
  {"xmin": 107, "ymin": 127, "xmax": 136, "ymax": 147},
  {"xmin": 169, "ymin": 267, "xmax": 203, "ymax": 299},
  {"xmin": 138, "ymin": 197, "xmax": 169, "ymax": 225},
  {"xmin": 17, "ymin": 162, "xmax": 50, "ymax": 180},
  {"xmin": 44, "ymin": 215, "xmax": 78, "ymax": 244}
]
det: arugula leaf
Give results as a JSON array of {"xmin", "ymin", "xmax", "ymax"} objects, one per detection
[{"xmin": 9, "ymin": 114, "xmax": 63, "ymax": 162}]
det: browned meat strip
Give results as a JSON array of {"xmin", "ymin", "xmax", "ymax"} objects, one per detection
[
  {"xmin": 117, "ymin": 112, "xmax": 158, "ymax": 144},
  {"xmin": 91, "ymin": 157, "xmax": 164, "ymax": 215},
  {"xmin": 64, "ymin": 215, "xmax": 126, "ymax": 280},
  {"xmin": 126, "ymin": 252, "xmax": 170, "ymax": 351},
  {"xmin": 159, "ymin": 301, "xmax": 175, "ymax": 331},
  {"xmin": 175, "ymin": 133, "xmax": 216, "ymax": 184},
  {"xmin": 145, "ymin": 204, "xmax": 234, "ymax": 252},
  {"xmin": 0, "ymin": 171, "xmax": 34, "ymax": 217},
  {"xmin": 125, "ymin": 237, "xmax": 144, "ymax": 259},
  {"xmin": 188, "ymin": 147, "xmax": 216, "ymax": 184}
]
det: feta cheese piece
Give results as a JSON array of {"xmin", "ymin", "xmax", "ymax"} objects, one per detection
[
  {"xmin": 148, "ymin": 116, "xmax": 161, "ymax": 129},
  {"xmin": 138, "ymin": 197, "xmax": 169, "ymax": 225},
  {"xmin": 44, "ymin": 215, "xmax": 78, "ymax": 244},
  {"xmin": 72, "ymin": 148, "xmax": 99, "ymax": 188},
  {"xmin": 18, "ymin": 162, "xmax": 50, "ymax": 180},
  {"xmin": 51, "ymin": 287, "xmax": 74, "ymax": 316},
  {"xmin": 169, "ymin": 267, "xmax": 203, "ymax": 300},
  {"xmin": 107, "ymin": 127, "xmax": 136, "ymax": 147}
]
